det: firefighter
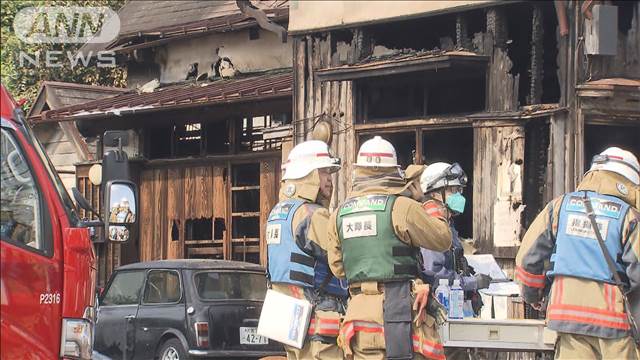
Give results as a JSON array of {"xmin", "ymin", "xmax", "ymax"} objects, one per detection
[
  {"xmin": 266, "ymin": 140, "xmax": 348, "ymax": 360},
  {"xmin": 419, "ymin": 162, "xmax": 491, "ymax": 316},
  {"xmin": 109, "ymin": 198, "xmax": 134, "ymax": 223},
  {"xmin": 516, "ymin": 147, "xmax": 640, "ymax": 360},
  {"xmin": 326, "ymin": 136, "xmax": 452, "ymax": 360}
]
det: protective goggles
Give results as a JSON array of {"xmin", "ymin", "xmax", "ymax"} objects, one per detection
[
  {"xmin": 426, "ymin": 162, "xmax": 468, "ymax": 188},
  {"xmin": 442, "ymin": 162, "xmax": 468, "ymax": 186},
  {"xmin": 592, "ymin": 154, "xmax": 640, "ymax": 175}
]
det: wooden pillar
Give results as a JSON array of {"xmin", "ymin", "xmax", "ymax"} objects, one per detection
[
  {"xmin": 260, "ymin": 159, "xmax": 278, "ymax": 266},
  {"xmin": 473, "ymin": 123, "xmax": 526, "ymax": 256}
]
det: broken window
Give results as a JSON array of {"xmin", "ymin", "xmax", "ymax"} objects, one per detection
[
  {"xmin": 357, "ymin": 70, "xmax": 485, "ymax": 123},
  {"xmin": 214, "ymin": 217, "xmax": 225, "ymax": 240},
  {"xmin": 185, "ymin": 217, "xmax": 223, "ymax": 260},
  {"xmin": 145, "ymin": 111, "xmax": 290, "ymax": 159},
  {"xmin": 185, "ymin": 218, "xmax": 213, "ymax": 240},
  {"xmin": 236, "ymin": 114, "xmax": 289, "ymax": 152},
  {"xmin": 230, "ymin": 163, "xmax": 261, "ymax": 264},
  {"xmin": 422, "ymin": 127, "xmax": 474, "ymax": 238},
  {"xmin": 146, "ymin": 126, "xmax": 172, "ymax": 159},
  {"xmin": 205, "ymin": 120, "xmax": 231, "ymax": 154},
  {"xmin": 174, "ymin": 123, "xmax": 202, "ymax": 157},
  {"xmin": 365, "ymin": 12, "xmax": 457, "ymax": 52}
]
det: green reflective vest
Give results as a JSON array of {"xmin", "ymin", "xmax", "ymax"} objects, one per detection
[{"xmin": 337, "ymin": 194, "xmax": 419, "ymax": 283}]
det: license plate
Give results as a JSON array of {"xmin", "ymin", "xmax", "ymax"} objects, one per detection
[{"xmin": 239, "ymin": 327, "xmax": 268, "ymax": 345}]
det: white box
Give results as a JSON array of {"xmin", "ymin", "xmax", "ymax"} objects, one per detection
[
  {"xmin": 584, "ymin": 5, "xmax": 618, "ymax": 56},
  {"xmin": 440, "ymin": 318, "xmax": 556, "ymax": 351},
  {"xmin": 257, "ymin": 289, "xmax": 313, "ymax": 349}
]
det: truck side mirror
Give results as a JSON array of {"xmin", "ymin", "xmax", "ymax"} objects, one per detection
[{"xmin": 104, "ymin": 180, "xmax": 138, "ymax": 243}]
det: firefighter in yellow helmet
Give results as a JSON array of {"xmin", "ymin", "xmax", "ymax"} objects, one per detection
[
  {"xmin": 326, "ymin": 136, "xmax": 452, "ymax": 360},
  {"xmin": 266, "ymin": 140, "xmax": 347, "ymax": 359},
  {"xmin": 516, "ymin": 147, "xmax": 640, "ymax": 359}
]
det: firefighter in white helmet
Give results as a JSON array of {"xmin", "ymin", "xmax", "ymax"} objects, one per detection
[
  {"xmin": 327, "ymin": 136, "xmax": 452, "ymax": 359},
  {"xmin": 266, "ymin": 140, "xmax": 347, "ymax": 359},
  {"xmin": 109, "ymin": 198, "xmax": 135, "ymax": 223},
  {"xmin": 516, "ymin": 147, "xmax": 640, "ymax": 359},
  {"xmin": 419, "ymin": 163, "xmax": 491, "ymax": 318}
]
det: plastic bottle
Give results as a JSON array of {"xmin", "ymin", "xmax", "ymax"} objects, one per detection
[
  {"xmin": 434, "ymin": 279, "xmax": 450, "ymax": 314},
  {"xmin": 449, "ymin": 279, "xmax": 464, "ymax": 319}
]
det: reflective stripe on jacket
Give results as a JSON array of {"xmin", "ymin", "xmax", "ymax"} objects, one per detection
[
  {"xmin": 515, "ymin": 173, "xmax": 639, "ymax": 339},
  {"xmin": 546, "ymin": 277, "xmax": 630, "ymax": 337}
]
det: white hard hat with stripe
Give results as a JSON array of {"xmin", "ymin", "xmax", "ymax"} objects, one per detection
[
  {"xmin": 588, "ymin": 147, "xmax": 639, "ymax": 185},
  {"xmin": 282, "ymin": 140, "xmax": 341, "ymax": 180},
  {"xmin": 420, "ymin": 162, "xmax": 468, "ymax": 193},
  {"xmin": 355, "ymin": 136, "xmax": 399, "ymax": 168}
]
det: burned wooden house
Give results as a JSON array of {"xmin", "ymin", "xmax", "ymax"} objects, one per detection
[
  {"xmin": 287, "ymin": 0, "xmax": 639, "ymax": 273},
  {"xmin": 37, "ymin": 0, "xmax": 293, "ymax": 284},
  {"xmin": 28, "ymin": 82, "xmax": 128, "ymax": 194}
]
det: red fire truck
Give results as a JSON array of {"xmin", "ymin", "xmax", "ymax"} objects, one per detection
[{"xmin": 1, "ymin": 84, "xmax": 137, "ymax": 359}]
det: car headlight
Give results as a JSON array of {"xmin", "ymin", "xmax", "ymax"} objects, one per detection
[{"xmin": 60, "ymin": 318, "xmax": 93, "ymax": 359}]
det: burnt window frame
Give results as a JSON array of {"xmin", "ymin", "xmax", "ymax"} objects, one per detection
[
  {"xmin": 354, "ymin": 68, "xmax": 487, "ymax": 124},
  {"xmin": 143, "ymin": 111, "xmax": 291, "ymax": 160}
]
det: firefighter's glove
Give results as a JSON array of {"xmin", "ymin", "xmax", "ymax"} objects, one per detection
[
  {"xmin": 413, "ymin": 283, "xmax": 430, "ymax": 325},
  {"xmin": 474, "ymin": 273, "xmax": 492, "ymax": 290},
  {"xmin": 427, "ymin": 295, "xmax": 448, "ymax": 326}
]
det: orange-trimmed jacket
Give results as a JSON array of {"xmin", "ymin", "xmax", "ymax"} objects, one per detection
[{"xmin": 515, "ymin": 171, "xmax": 639, "ymax": 339}]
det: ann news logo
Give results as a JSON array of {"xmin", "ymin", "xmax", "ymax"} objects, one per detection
[{"xmin": 13, "ymin": 6, "xmax": 120, "ymax": 67}]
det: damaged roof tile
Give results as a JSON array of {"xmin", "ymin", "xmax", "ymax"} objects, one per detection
[{"xmin": 36, "ymin": 70, "xmax": 292, "ymax": 122}]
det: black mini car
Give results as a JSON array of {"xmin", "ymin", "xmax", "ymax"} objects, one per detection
[{"xmin": 94, "ymin": 259, "xmax": 284, "ymax": 359}]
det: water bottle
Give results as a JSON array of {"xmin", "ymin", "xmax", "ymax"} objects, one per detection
[
  {"xmin": 449, "ymin": 279, "xmax": 464, "ymax": 319},
  {"xmin": 434, "ymin": 279, "xmax": 450, "ymax": 314}
]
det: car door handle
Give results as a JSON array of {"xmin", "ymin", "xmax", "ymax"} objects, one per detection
[
  {"xmin": 124, "ymin": 315, "xmax": 135, "ymax": 322},
  {"xmin": 142, "ymin": 327, "xmax": 149, "ymax": 331}
]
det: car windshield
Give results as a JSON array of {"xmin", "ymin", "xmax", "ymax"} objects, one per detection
[{"xmin": 194, "ymin": 271, "xmax": 266, "ymax": 301}]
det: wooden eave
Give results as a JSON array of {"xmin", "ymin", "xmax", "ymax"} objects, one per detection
[{"xmin": 315, "ymin": 53, "xmax": 489, "ymax": 82}]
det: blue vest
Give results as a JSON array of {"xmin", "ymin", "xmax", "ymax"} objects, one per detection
[
  {"xmin": 267, "ymin": 199, "xmax": 348, "ymax": 298},
  {"xmin": 549, "ymin": 191, "xmax": 629, "ymax": 283}
]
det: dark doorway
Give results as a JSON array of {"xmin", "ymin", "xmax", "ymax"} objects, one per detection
[
  {"xmin": 584, "ymin": 123, "xmax": 640, "ymax": 172},
  {"xmin": 422, "ymin": 128, "xmax": 474, "ymax": 239}
]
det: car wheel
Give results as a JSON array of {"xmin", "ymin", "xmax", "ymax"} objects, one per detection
[{"xmin": 158, "ymin": 338, "xmax": 187, "ymax": 360}]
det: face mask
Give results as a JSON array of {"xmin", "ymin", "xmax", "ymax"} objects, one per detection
[{"xmin": 446, "ymin": 192, "xmax": 466, "ymax": 215}]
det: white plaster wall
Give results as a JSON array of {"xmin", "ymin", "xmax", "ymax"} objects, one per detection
[
  {"xmin": 289, "ymin": 0, "xmax": 498, "ymax": 34},
  {"xmin": 155, "ymin": 28, "xmax": 292, "ymax": 84}
]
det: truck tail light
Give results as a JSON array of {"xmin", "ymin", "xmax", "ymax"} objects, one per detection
[
  {"xmin": 60, "ymin": 318, "xmax": 93, "ymax": 359},
  {"xmin": 195, "ymin": 322, "xmax": 209, "ymax": 348}
]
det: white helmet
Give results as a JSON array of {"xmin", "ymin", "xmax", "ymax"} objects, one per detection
[
  {"xmin": 420, "ymin": 162, "xmax": 468, "ymax": 193},
  {"xmin": 282, "ymin": 140, "xmax": 341, "ymax": 180},
  {"xmin": 355, "ymin": 136, "xmax": 399, "ymax": 168},
  {"xmin": 588, "ymin": 147, "xmax": 639, "ymax": 185}
]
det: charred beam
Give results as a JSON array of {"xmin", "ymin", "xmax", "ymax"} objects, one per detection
[
  {"xmin": 529, "ymin": 4, "xmax": 544, "ymax": 105},
  {"xmin": 456, "ymin": 14, "xmax": 472, "ymax": 50}
]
